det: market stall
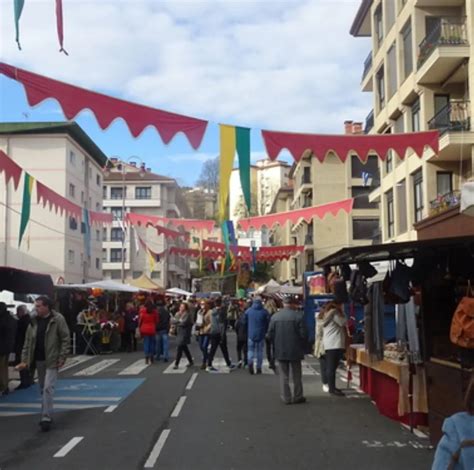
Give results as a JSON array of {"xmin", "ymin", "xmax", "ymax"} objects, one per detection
[{"xmin": 318, "ymin": 235, "xmax": 474, "ymax": 444}]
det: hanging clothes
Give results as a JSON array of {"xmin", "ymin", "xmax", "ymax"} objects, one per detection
[
  {"xmin": 365, "ymin": 281, "xmax": 385, "ymax": 361},
  {"xmin": 397, "ymin": 298, "xmax": 422, "ymax": 364}
]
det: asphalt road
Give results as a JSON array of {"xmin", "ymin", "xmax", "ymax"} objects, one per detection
[{"xmin": 0, "ymin": 335, "xmax": 434, "ymax": 470}]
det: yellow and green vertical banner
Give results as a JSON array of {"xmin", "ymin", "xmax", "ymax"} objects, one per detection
[
  {"xmin": 218, "ymin": 124, "xmax": 251, "ymax": 222},
  {"xmin": 19, "ymin": 172, "xmax": 34, "ymax": 247},
  {"xmin": 14, "ymin": 0, "xmax": 25, "ymax": 50}
]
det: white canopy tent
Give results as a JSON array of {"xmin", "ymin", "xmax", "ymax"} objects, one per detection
[
  {"xmin": 166, "ymin": 287, "xmax": 192, "ymax": 297},
  {"xmin": 55, "ymin": 279, "xmax": 144, "ymax": 293},
  {"xmin": 257, "ymin": 280, "xmax": 303, "ymax": 296}
]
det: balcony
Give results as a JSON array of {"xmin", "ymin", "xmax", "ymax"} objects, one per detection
[
  {"xmin": 361, "ymin": 51, "xmax": 373, "ymax": 92},
  {"xmin": 417, "ymin": 17, "xmax": 469, "ymax": 85},
  {"xmin": 429, "ymin": 190, "xmax": 461, "ymax": 217},
  {"xmin": 364, "ymin": 110, "xmax": 374, "ymax": 134},
  {"xmin": 361, "ymin": 51, "xmax": 372, "ymax": 81},
  {"xmin": 428, "ymin": 100, "xmax": 470, "ymax": 135}
]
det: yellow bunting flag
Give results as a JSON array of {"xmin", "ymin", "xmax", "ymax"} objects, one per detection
[{"xmin": 219, "ymin": 124, "xmax": 236, "ymax": 222}]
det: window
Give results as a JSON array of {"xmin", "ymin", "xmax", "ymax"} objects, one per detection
[
  {"xmin": 387, "ymin": 43, "xmax": 397, "ymax": 99},
  {"xmin": 386, "ymin": 189, "xmax": 395, "ymax": 238},
  {"xmin": 110, "ymin": 187, "xmax": 124, "ymax": 200},
  {"xmin": 397, "ymin": 179, "xmax": 407, "ymax": 234},
  {"xmin": 376, "ymin": 66, "xmax": 385, "ymax": 110},
  {"xmin": 386, "ymin": 152, "xmax": 393, "ymax": 173},
  {"xmin": 68, "ymin": 249, "xmax": 75, "ymax": 264},
  {"xmin": 96, "ymin": 230, "xmax": 100, "ymax": 242},
  {"xmin": 95, "ymin": 258, "xmax": 100, "ymax": 270},
  {"xmin": 102, "ymin": 228, "xmax": 107, "ymax": 241},
  {"xmin": 96, "ymin": 174, "xmax": 101, "ymax": 186},
  {"xmin": 69, "ymin": 217, "xmax": 78, "ymax": 230},
  {"xmin": 96, "ymin": 203, "xmax": 100, "ymax": 212},
  {"xmin": 385, "ymin": 0, "xmax": 395, "ymax": 32},
  {"xmin": 89, "ymin": 164, "xmax": 92, "ymax": 179},
  {"xmin": 411, "ymin": 98, "xmax": 420, "ymax": 132},
  {"xmin": 135, "ymin": 187, "xmax": 152, "ymax": 199},
  {"xmin": 302, "ymin": 167, "xmax": 311, "ymax": 184},
  {"xmin": 111, "ymin": 271, "xmax": 121, "ymax": 280},
  {"xmin": 133, "ymin": 271, "xmax": 143, "ymax": 278},
  {"xmin": 110, "ymin": 248, "xmax": 123, "ymax": 262},
  {"xmin": 413, "ymin": 170, "xmax": 424, "ymax": 222},
  {"xmin": 151, "ymin": 272, "xmax": 161, "ymax": 280},
  {"xmin": 111, "ymin": 207, "xmax": 124, "ymax": 220},
  {"xmin": 69, "ymin": 183, "xmax": 75, "ymax": 198},
  {"xmin": 103, "ymin": 186, "xmax": 107, "ymax": 199},
  {"xmin": 401, "ymin": 20, "xmax": 413, "ymax": 79},
  {"xmin": 375, "ymin": 4, "xmax": 383, "ymax": 46},
  {"xmin": 351, "ymin": 155, "xmax": 380, "ymax": 185},
  {"xmin": 352, "ymin": 219, "xmax": 379, "ymax": 240},
  {"xmin": 352, "ymin": 187, "xmax": 378, "ymax": 209},
  {"xmin": 111, "ymin": 227, "xmax": 124, "ymax": 241},
  {"xmin": 437, "ymin": 172, "xmax": 452, "ymax": 196},
  {"xmin": 69, "ymin": 151, "xmax": 76, "ymax": 165},
  {"xmin": 102, "ymin": 249, "xmax": 107, "ymax": 261}
]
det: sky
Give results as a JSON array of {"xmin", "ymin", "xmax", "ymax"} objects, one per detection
[{"xmin": 0, "ymin": 0, "xmax": 371, "ymax": 187}]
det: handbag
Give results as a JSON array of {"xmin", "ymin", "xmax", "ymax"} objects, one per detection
[
  {"xmin": 134, "ymin": 327, "xmax": 141, "ymax": 339},
  {"xmin": 450, "ymin": 281, "xmax": 474, "ymax": 349}
]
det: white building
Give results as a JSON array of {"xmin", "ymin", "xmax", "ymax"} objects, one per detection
[
  {"xmin": 102, "ymin": 159, "xmax": 191, "ymax": 289},
  {"xmin": 0, "ymin": 122, "xmax": 106, "ymax": 283}
]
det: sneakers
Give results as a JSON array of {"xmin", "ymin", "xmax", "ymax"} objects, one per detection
[
  {"xmin": 322, "ymin": 384, "xmax": 329, "ymax": 393},
  {"xmin": 172, "ymin": 365, "xmax": 179, "ymax": 370},
  {"xmin": 206, "ymin": 366, "xmax": 219, "ymax": 373},
  {"xmin": 293, "ymin": 397, "xmax": 307, "ymax": 404},
  {"xmin": 237, "ymin": 360, "xmax": 242, "ymax": 369},
  {"xmin": 200, "ymin": 363, "xmax": 207, "ymax": 370},
  {"xmin": 329, "ymin": 389, "xmax": 344, "ymax": 397},
  {"xmin": 227, "ymin": 364, "xmax": 236, "ymax": 371},
  {"xmin": 186, "ymin": 362, "xmax": 194, "ymax": 368},
  {"xmin": 256, "ymin": 368, "xmax": 262, "ymax": 375},
  {"xmin": 39, "ymin": 417, "xmax": 52, "ymax": 432}
]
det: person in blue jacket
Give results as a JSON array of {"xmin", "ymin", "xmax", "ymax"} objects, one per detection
[
  {"xmin": 244, "ymin": 297, "xmax": 270, "ymax": 375},
  {"xmin": 432, "ymin": 372, "xmax": 474, "ymax": 470}
]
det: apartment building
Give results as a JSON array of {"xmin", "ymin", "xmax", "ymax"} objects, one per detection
[
  {"xmin": 0, "ymin": 122, "xmax": 106, "ymax": 283},
  {"xmin": 352, "ymin": 0, "xmax": 474, "ymax": 242},
  {"xmin": 183, "ymin": 187, "xmax": 217, "ymax": 220},
  {"xmin": 102, "ymin": 160, "xmax": 191, "ymax": 289}
]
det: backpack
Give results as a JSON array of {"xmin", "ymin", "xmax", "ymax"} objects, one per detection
[
  {"xmin": 450, "ymin": 282, "xmax": 474, "ymax": 349},
  {"xmin": 349, "ymin": 270, "xmax": 368, "ymax": 305}
]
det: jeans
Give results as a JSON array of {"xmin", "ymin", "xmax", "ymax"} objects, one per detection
[
  {"xmin": 143, "ymin": 335, "xmax": 156, "ymax": 357},
  {"xmin": 198, "ymin": 335, "xmax": 210, "ymax": 365},
  {"xmin": 326, "ymin": 348, "xmax": 344, "ymax": 392},
  {"xmin": 278, "ymin": 360, "xmax": 303, "ymax": 403},
  {"xmin": 247, "ymin": 339, "xmax": 264, "ymax": 369},
  {"xmin": 155, "ymin": 330, "xmax": 169, "ymax": 360},
  {"xmin": 36, "ymin": 361, "xmax": 58, "ymax": 419}
]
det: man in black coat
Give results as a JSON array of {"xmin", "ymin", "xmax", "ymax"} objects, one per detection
[
  {"xmin": 0, "ymin": 302, "xmax": 16, "ymax": 396},
  {"xmin": 266, "ymin": 298, "xmax": 307, "ymax": 404},
  {"xmin": 14, "ymin": 305, "xmax": 32, "ymax": 389}
]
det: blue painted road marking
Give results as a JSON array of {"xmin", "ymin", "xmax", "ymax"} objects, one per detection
[{"xmin": 0, "ymin": 378, "xmax": 145, "ymax": 416}]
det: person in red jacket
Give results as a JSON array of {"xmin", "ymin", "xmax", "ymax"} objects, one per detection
[{"xmin": 139, "ymin": 300, "xmax": 159, "ymax": 364}]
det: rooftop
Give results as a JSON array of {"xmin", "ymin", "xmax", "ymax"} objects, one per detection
[{"xmin": 350, "ymin": 0, "xmax": 372, "ymax": 37}]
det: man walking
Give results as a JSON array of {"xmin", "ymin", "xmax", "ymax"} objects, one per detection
[
  {"xmin": 17, "ymin": 296, "xmax": 70, "ymax": 431},
  {"xmin": 266, "ymin": 297, "xmax": 307, "ymax": 404},
  {"xmin": 155, "ymin": 299, "xmax": 170, "ymax": 362},
  {"xmin": 245, "ymin": 297, "xmax": 270, "ymax": 375}
]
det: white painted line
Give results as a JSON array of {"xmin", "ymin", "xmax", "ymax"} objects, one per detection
[
  {"xmin": 119, "ymin": 359, "xmax": 149, "ymax": 375},
  {"xmin": 53, "ymin": 436, "xmax": 84, "ymax": 458},
  {"xmin": 186, "ymin": 373, "xmax": 198, "ymax": 390},
  {"xmin": 171, "ymin": 396, "xmax": 187, "ymax": 418},
  {"xmin": 0, "ymin": 411, "xmax": 33, "ymax": 417},
  {"xmin": 55, "ymin": 396, "xmax": 121, "ymax": 402},
  {"xmin": 144, "ymin": 429, "xmax": 171, "ymax": 468},
  {"xmin": 104, "ymin": 405, "xmax": 118, "ymax": 413},
  {"xmin": 60, "ymin": 355, "xmax": 94, "ymax": 373},
  {"xmin": 74, "ymin": 359, "xmax": 120, "ymax": 376},
  {"xmin": 163, "ymin": 363, "xmax": 186, "ymax": 374}
]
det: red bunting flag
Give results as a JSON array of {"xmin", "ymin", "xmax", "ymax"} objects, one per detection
[{"xmin": 0, "ymin": 150, "xmax": 23, "ymax": 190}]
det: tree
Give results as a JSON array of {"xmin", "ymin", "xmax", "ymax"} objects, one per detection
[{"xmin": 196, "ymin": 156, "xmax": 219, "ymax": 192}]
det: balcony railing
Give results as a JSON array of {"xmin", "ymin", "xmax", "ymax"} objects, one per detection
[
  {"xmin": 429, "ymin": 190, "xmax": 461, "ymax": 217},
  {"xmin": 428, "ymin": 100, "xmax": 470, "ymax": 134},
  {"xmin": 361, "ymin": 51, "xmax": 372, "ymax": 81},
  {"xmin": 364, "ymin": 110, "xmax": 374, "ymax": 134},
  {"xmin": 418, "ymin": 17, "xmax": 468, "ymax": 68}
]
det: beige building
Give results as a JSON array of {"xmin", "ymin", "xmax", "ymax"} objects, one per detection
[
  {"xmin": 271, "ymin": 121, "xmax": 381, "ymax": 283},
  {"xmin": 103, "ymin": 159, "xmax": 191, "ymax": 289},
  {"xmin": 351, "ymin": 0, "xmax": 474, "ymax": 242},
  {"xmin": 0, "ymin": 122, "xmax": 106, "ymax": 283},
  {"xmin": 183, "ymin": 187, "xmax": 217, "ymax": 220}
]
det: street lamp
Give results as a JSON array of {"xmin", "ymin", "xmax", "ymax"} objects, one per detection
[{"xmin": 103, "ymin": 156, "xmax": 146, "ymax": 283}]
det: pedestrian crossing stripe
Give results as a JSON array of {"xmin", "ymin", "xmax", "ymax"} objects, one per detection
[
  {"xmin": 74, "ymin": 359, "xmax": 120, "ymax": 376},
  {"xmin": 118, "ymin": 359, "xmax": 150, "ymax": 375},
  {"xmin": 0, "ymin": 378, "xmax": 144, "ymax": 417}
]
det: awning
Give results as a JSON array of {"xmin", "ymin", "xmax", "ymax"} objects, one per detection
[
  {"xmin": 317, "ymin": 235, "xmax": 474, "ymax": 266},
  {"xmin": 56, "ymin": 279, "xmax": 144, "ymax": 293},
  {"xmin": 127, "ymin": 274, "xmax": 164, "ymax": 292},
  {"xmin": 0, "ymin": 266, "xmax": 54, "ymax": 296},
  {"xmin": 166, "ymin": 287, "xmax": 192, "ymax": 297}
]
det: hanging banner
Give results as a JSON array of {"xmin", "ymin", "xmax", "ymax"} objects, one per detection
[
  {"xmin": 126, "ymin": 212, "xmax": 215, "ymax": 233},
  {"xmin": 261, "ymin": 129, "xmax": 439, "ymax": 162},
  {"xmin": 236, "ymin": 127, "xmax": 251, "ymax": 212},
  {"xmin": 169, "ymin": 247, "xmax": 200, "ymax": 258},
  {"xmin": 14, "ymin": 0, "xmax": 25, "ymax": 50},
  {"xmin": 0, "ymin": 62, "xmax": 208, "ymax": 149},
  {"xmin": 156, "ymin": 224, "xmax": 190, "ymax": 241},
  {"xmin": 238, "ymin": 198, "xmax": 354, "ymax": 231},
  {"xmin": 0, "ymin": 150, "xmax": 23, "ymax": 190},
  {"xmin": 18, "ymin": 172, "xmax": 34, "ymax": 247},
  {"xmin": 55, "ymin": 0, "xmax": 68, "ymax": 55},
  {"xmin": 219, "ymin": 124, "xmax": 236, "ymax": 222}
]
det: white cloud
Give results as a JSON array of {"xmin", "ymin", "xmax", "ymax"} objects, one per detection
[{"xmin": 0, "ymin": 0, "xmax": 372, "ymax": 134}]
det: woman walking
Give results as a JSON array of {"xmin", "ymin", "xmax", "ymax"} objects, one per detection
[
  {"xmin": 320, "ymin": 301, "xmax": 347, "ymax": 396},
  {"xmin": 172, "ymin": 302, "xmax": 194, "ymax": 369},
  {"xmin": 139, "ymin": 300, "xmax": 159, "ymax": 364},
  {"xmin": 196, "ymin": 301, "xmax": 212, "ymax": 369}
]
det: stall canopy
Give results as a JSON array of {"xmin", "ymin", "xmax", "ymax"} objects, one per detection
[
  {"xmin": 317, "ymin": 235, "xmax": 474, "ymax": 266},
  {"xmin": 56, "ymin": 279, "xmax": 144, "ymax": 293},
  {"xmin": 127, "ymin": 274, "xmax": 164, "ymax": 292},
  {"xmin": 166, "ymin": 287, "xmax": 192, "ymax": 297},
  {"xmin": 256, "ymin": 279, "xmax": 303, "ymax": 295},
  {"xmin": 0, "ymin": 266, "xmax": 54, "ymax": 296}
]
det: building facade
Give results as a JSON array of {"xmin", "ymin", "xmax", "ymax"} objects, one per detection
[
  {"xmin": 102, "ymin": 159, "xmax": 191, "ymax": 289},
  {"xmin": 183, "ymin": 187, "xmax": 217, "ymax": 220},
  {"xmin": 0, "ymin": 122, "xmax": 106, "ymax": 284},
  {"xmin": 351, "ymin": 0, "xmax": 474, "ymax": 242}
]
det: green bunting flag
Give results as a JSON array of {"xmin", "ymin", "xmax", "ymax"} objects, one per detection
[
  {"xmin": 236, "ymin": 127, "xmax": 251, "ymax": 212},
  {"xmin": 19, "ymin": 172, "xmax": 34, "ymax": 247},
  {"xmin": 14, "ymin": 0, "xmax": 25, "ymax": 50}
]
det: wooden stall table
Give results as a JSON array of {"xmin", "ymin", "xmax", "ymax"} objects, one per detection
[{"xmin": 348, "ymin": 344, "xmax": 428, "ymax": 427}]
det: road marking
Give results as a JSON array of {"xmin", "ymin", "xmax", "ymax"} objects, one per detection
[
  {"xmin": 118, "ymin": 359, "xmax": 149, "ymax": 375},
  {"xmin": 171, "ymin": 396, "xmax": 187, "ymax": 418},
  {"xmin": 53, "ymin": 436, "xmax": 84, "ymax": 458},
  {"xmin": 163, "ymin": 363, "xmax": 187, "ymax": 374},
  {"xmin": 144, "ymin": 429, "xmax": 171, "ymax": 468},
  {"xmin": 74, "ymin": 359, "xmax": 120, "ymax": 376},
  {"xmin": 104, "ymin": 405, "xmax": 118, "ymax": 413},
  {"xmin": 55, "ymin": 396, "xmax": 121, "ymax": 402},
  {"xmin": 60, "ymin": 355, "xmax": 94, "ymax": 373},
  {"xmin": 186, "ymin": 373, "xmax": 198, "ymax": 390},
  {"xmin": 0, "ymin": 403, "xmax": 106, "ymax": 410}
]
